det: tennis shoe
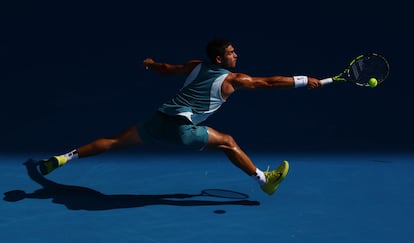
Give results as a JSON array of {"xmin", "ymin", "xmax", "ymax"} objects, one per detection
[
  {"xmin": 39, "ymin": 156, "xmax": 68, "ymax": 175},
  {"xmin": 261, "ymin": 160, "xmax": 289, "ymax": 195}
]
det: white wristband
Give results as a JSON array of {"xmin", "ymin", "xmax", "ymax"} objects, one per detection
[{"xmin": 293, "ymin": 76, "xmax": 308, "ymax": 88}]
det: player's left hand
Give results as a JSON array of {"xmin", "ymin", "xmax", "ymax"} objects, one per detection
[{"xmin": 143, "ymin": 58, "xmax": 155, "ymax": 70}]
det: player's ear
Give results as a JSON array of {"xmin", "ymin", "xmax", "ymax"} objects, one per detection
[{"xmin": 215, "ymin": 56, "xmax": 222, "ymax": 64}]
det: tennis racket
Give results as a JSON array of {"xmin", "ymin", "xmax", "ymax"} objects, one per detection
[{"xmin": 320, "ymin": 53, "xmax": 390, "ymax": 87}]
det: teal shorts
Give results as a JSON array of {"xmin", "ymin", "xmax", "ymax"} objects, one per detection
[{"xmin": 137, "ymin": 112, "xmax": 209, "ymax": 150}]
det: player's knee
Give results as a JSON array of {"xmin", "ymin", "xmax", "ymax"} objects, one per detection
[
  {"xmin": 105, "ymin": 137, "xmax": 122, "ymax": 149},
  {"xmin": 221, "ymin": 134, "xmax": 238, "ymax": 150}
]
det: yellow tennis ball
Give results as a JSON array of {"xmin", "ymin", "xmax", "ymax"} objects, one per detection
[{"xmin": 368, "ymin": 78, "xmax": 378, "ymax": 88}]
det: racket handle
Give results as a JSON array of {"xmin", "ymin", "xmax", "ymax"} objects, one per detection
[{"xmin": 320, "ymin": 78, "xmax": 333, "ymax": 85}]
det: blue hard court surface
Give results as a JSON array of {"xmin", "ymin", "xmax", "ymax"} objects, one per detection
[{"xmin": 1, "ymin": 152, "xmax": 413, "ymax": 242}]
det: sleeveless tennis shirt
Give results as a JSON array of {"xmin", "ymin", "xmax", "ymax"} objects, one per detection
[{"xmin": 158, "ymin": 62, "xmax": 230, "ymax": 125}]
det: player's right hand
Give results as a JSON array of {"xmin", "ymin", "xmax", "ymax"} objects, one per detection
[{"xmin": 307, "ymin": 77, "xmax": 322, "ymax": 89}]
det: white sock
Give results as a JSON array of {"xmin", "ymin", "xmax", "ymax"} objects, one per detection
[
  {"xmin": 61, "ymin": 149, "xmax": 79, "ymax": 161},
  {"xmin": 251, "ymin": 168, "xmax": 266, "ymax": 185}
]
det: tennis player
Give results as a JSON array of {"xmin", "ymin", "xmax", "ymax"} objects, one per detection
[{"xmin": 39, "ymin": 38, "xmax": 322, "ymax": 195}]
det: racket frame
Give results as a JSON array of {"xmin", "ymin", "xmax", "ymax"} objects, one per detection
[{"xmin": 321, "ymin": 53, "xmax": 390, "ymax": 87}]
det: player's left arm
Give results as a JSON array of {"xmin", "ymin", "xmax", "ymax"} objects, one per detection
[{"xmin": 143, "ymin": 58, "xmax": 202, "ymax": 75}]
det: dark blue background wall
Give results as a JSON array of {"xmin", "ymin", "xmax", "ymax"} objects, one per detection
[{"xmin": 1, "ymin": 1, "xmax": 412, "ymax": 153}]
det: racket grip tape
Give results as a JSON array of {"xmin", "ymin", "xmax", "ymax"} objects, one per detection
[{"xmin": 320, "ymin": 78, "xmax": 333, "ymax": 85}]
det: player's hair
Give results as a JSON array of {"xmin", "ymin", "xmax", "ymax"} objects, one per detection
[{"xmin": 205, "ymin": 38, "xmax": 232, "ymax": 64}]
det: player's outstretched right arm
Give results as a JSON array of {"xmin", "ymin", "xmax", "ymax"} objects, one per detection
[
  {"xmin": 221, "ymin": 72, "xmax": 322, "ymax": 100},
  {"xmin": 143, "ymin": 58, "xmax": 202, "ymax": 76},
  {"xmin": 228, "ymin": 72, "xmax": 322, "ymax": 90}
]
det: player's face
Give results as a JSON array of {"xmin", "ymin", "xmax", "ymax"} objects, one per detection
[{"xmin": 220, "ymin": 45, "xmax": 238, "ymax": 69}]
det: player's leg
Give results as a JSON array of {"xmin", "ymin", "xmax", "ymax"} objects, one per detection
[
  {"xmin": 205, "ymin": 127, "xmax": 257, "ymax": 176},
  {"xmin": 77, "ymin": 125, "xmax": 143, "ymax": 158},
  {"xmin": 205, "ymin": 127, "xmax": 289, "ymax": 195},
  {"xmin": 39, "ymin": 125, "xmax": 143, "ymax": 175}
]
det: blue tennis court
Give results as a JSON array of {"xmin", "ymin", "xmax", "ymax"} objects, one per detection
[{"xmin": 2, "ymin": 151, "xmax": 413, "ymax": 242}]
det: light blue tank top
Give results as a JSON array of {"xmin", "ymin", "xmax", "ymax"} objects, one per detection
[{"xmin": 158, "ymin": 62, "xmax": 230, "ymax": 125}]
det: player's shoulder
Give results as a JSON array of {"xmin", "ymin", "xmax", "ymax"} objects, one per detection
[
  {"xmin": 223, "ymin": 72, "xmax": 244, "ymax": 84},
  {"xmin": 182, "ymin": 60, "xmax": 203, "ymax": 73},
  {"xmin": 228, "ymin": 72, "xmax": 251, "ymax": 80},
  {"xmin": 223, "ymin": 72, "xmax": 254, "ymax": 90},
  {"xmin": 186, "ymin": 59, "xmax": 203, "ymax": 67}
]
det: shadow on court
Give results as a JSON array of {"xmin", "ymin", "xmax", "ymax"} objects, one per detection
[{"xmin": 3, "ymin": 159, "xmax": 260, "ymax": 210}]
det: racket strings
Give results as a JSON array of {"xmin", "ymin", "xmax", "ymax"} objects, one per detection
[{"xmin": 349, "ymin": 54, "xmax": 390, "ymax": 85}]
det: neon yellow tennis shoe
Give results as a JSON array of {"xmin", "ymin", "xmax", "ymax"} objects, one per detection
[
  {"xmin": 261, "ymin": 160, "xmax": 289, "ymax": 195},
  {"xmin": 39, "ymin": 156, "xmax": 68, "ymax": 175}
]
